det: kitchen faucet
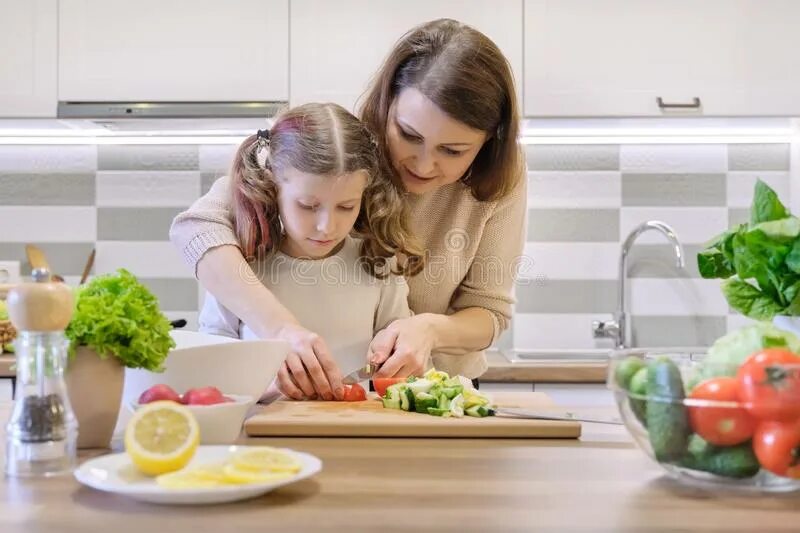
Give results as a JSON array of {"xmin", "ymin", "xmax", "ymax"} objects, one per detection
[{"xmin": 592, "ymin": 221, "xmax": 685, "ymax": 349}]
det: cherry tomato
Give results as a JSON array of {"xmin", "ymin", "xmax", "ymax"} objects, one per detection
[
  {"xmin": 737, "ymin": 348, "xmax": 800, "ymax": 421},
  {"xmin": 753, "ymin": 419, "xmax": 800, "ymax": 478},
  {"xmin": 341, "ymin": 383, "xmax": 367, "ymax": 402},
  {"xmin": 373, "ymin": 378, "xmax": 406, "ymax": 397},
  {"xmin": 688, "ymin": 377, "xmax": 755, "ymax": 446}
]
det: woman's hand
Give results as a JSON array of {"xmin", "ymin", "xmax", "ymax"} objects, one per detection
[
  {"xmin": 369, "ymin": 315, "xmax": 435, "ymax": 378},
  {"xmin": 274, "ymin": 324, "xmax": 344, "ymax": 401}
]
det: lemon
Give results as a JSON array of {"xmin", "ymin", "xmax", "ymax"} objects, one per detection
[
  {"xmin": 156, "ymin": 464, "xmax": 228, "ymax": 489},
  {"xmin": 124, "ymin": 401, "xmax": 200, "ymax": 476},
  {"xmin": 229, "ymin": 447, "xmax": 302, "ymax": 474},
  {"xmin": 221, "ymin": 463, "xmax": 294, "ymax": 484}
]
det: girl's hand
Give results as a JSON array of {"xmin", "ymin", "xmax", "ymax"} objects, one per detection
[
  {"xmin": 369, "ymin": 315, "xmax": 434, "ymax": 378},
  {"xmin": 274, "ymin": 324, "xmax": 344, "ymax": 401}
]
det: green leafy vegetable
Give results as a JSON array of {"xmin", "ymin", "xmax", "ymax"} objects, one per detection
[
  {"xmin": 699, "ymin": 180, "xmax": 800, "ymax": 320},
  {"xmin": 66, "ymin": 269, "xmax": 174, "ymax": 371},
  {"xmin": 751, "ymin": 179, "xmax": 789, "ymax": 225}
]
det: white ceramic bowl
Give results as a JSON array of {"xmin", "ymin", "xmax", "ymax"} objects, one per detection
[
  {"xmin": 130, "ymin": 394, "xmax": 256, "ymax": 444},
  {"xmin": 122, "ymin": 330, "xmax": 288, "ymax": 409}
]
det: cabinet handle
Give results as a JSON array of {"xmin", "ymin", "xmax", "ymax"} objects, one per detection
[{"xmin": 656, "ymin": 97, "xmax": 701, "ymax": 109}]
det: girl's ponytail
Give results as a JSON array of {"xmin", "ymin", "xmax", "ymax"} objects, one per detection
[{"xmin": 229, "ymin": 134, "xmax": 282, "ymax": 261}]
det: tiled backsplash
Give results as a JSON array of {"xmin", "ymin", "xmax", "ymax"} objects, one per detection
[{"xmin": 0, "ymin": 142, "xmax": 792, "ymax": 352}]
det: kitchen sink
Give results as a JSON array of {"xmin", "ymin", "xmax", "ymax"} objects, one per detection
[
  {"xmin": 501, "ymin": 347, "xmax": 709, "ymax": 364},
  {"xmin": 502, "ymin": 349, "xmax": 611, "ymax": 364}
]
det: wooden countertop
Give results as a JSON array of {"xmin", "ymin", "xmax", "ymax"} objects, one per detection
[
  {"xmin": 1, "ymin": 401, "xmax": 798, "ymax": 532},
  {"xmin": 482, "ymin": 350, "xmax": 608, "ymax": 383}
]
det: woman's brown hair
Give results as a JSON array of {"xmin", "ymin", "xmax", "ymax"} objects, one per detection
[
  {"xmin": 360, "ymin": 18, "xmax": 523, "ymax": 202},
  {"xmin": 229, "ymin": 102, "xmax": 423, "ymax": 278}
]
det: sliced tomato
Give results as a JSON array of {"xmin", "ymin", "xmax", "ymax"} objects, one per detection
[
  {"xmin": 688, "ymin": 377, "xmax": 755, "ymax": 446},
  {"xmin": 341, "ymin": 383, "xmax": 367, "ymax": 402},
  {"xmin": 737, "ymin": 348, "xmax": 800, "ymax": 421},
  {"xmin": 373, "ymin": 377, "xmax": 406, "ymax": 397},
  {"xmin": 753, "ymin": 419, "xmax": 800, "ymax": 478}
]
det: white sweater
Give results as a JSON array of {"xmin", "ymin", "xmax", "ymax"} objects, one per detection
[{"xmin": 198, "ymin": 236, "xmax": 412, "ymax": 374}]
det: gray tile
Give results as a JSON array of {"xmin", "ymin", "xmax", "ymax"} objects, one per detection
[
  {"xmin": 525, "ymin": 145, "xmax": 620, "ymax": 171},
  {"xmin": 138, "ymin": 278, "xmax": 199, "ymax": 311},
  {"xmin": 201, "ymin": 171, "xmax": 225, "ymax": 195},
  {"xmin": 631, "ymin": 316, "xmax": 726, "ymax": 347},
  {"xmin": 97, "ymin": 207, "xmax": 183, "ymax": 240},
  {"xmin": 728, "ymin": 208, "xmax": 750, "ymax": 226},
  {"xmin": 528, "ymin": 209, "xmax": 619, "ymax": 242},
  {"xmin": 515, "ymin": 280, "xmax": 618, "ymax": 313},
  {"xmin": 728, "ymin": 144, "xmax": 790, "ymax": 171},
  {"xmin": 0, "ymin": 173, "xmax": 95, "ymax": 205},
  {"xmin": 627, "ymin": 244, "xmax": 704, "ymax": 278},
  {"xmin": 622, "ymin": 173, "xmax": 726, "ymax": 207},
  {"xmin": 98, "ymin": 145, "xmax": 199, "ymax": 171},
  {"xmin": 0, "ymin": 242, "xmax": 95, "ymax": 276}
]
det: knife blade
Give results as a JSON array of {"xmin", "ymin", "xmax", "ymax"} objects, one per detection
[
  {"xmin": 341, "ymin": 363, "xmax": 380, "ymax": 385},
  {"xmin": 489, "ymin": 407, "xmax": 623, "ymax": 425}
]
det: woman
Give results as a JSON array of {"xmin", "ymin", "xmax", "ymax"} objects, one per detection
[{"xmin": 170, "ymin": 18, "xmax": 526, "ymax": 401}]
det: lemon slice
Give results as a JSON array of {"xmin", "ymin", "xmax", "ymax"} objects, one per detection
[
  {"xmin": 229, "ymin": 447, "xmax": 302, "ymax": 474},
  {"xmin": 222, "ymin": 463, "xmax": 294, "ymax": 484},
  {"xmin": 124, "ymin": 401, "xmax": 200, "ymax": 476},
  {"xmin": 156, "ymin": 464, "xmax": 227, "ymax": 489}
]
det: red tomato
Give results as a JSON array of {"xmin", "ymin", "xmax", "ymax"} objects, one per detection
[
  {"xmin": 182, "ymin": 386, "xmax": 226, "ymax": 405},
  {"xmin": 138, "ymin": 384, "xmax": 182, "ymax": 404},
  {"xmin": 753, "ymin": 420, "xmax": 800, "ymax": 478},
  {"xmin": 688, "ymin": 377, "xmax": 755, "ymax": 446},
  {"xmin": 342, "ymin": 384, "xmax": 367, "ymax": 402},
  {"xmin": 737, "ymin": 348, "xmax": 800, "ymax": 421},
  {"xmin": 373, "ymin": 378, "xmax": 406, "ymax": 397}
]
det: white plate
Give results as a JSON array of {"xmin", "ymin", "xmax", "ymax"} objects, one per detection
[{"xmin": 74, "ymin": 445, "xmax": 322, "ymax": 505}]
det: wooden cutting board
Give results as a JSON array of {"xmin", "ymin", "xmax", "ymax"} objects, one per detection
[{"xmin": 244, "ymin": 392, "xmax": 581, "ymax": 439}]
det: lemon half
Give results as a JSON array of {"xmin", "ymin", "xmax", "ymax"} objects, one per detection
[{"xmin": 124, "ymin": 401, "xmax": 200, "ymax": 476}]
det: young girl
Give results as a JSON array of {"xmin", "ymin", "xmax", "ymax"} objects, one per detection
[{"xmin": 198, "ymin": 103, "xmax": 423, "ymax": 401}]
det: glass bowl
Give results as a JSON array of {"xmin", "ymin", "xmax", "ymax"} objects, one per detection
[{"xmin": 608, "ymin": 348, "xmax": 800, "ymax": 493}]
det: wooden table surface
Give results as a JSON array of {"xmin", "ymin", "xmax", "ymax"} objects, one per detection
[{"xmin": 1, "ymin": 401, "xmax": 798, "ymax": 532}]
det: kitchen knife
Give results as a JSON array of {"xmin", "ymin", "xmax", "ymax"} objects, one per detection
[
  {"xmin": 25, "ymin": 244, "xmax": 64, "ymax": 282},
  {"xmin": 489, "ymin": 407, "xmax": 623, "ymax": 425},
  {"xmin": 341, "ymin": 363, "xmax": 380, "ymax": 385}
]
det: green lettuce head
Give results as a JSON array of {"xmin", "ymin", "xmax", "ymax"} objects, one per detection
[{"xmin": 66, "ymin": 269, "xmax": 175, "ymax": 371}]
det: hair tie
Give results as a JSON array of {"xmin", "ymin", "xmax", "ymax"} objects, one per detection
[{"xmin": 255, "ymin": 128, "xmax": 271, "ymax": 150}]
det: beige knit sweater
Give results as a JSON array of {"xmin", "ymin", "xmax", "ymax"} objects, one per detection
[{"xmin": 170, "ymin": 174, "xmax": 527, "ymax": 378}]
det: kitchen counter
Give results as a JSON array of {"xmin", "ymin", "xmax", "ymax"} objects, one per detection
[
  {"xmin": 1, "ymin": 401, "xmax": 797, "ymax": 532},
  {"xmin": 482, "ymin": 350, "xmax": 608, "ymax": 383}
]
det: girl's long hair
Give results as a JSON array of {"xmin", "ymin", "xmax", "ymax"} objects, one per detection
[{"xmin": 230, "ymin": 102, "xmax": 423, "ymax": 278}]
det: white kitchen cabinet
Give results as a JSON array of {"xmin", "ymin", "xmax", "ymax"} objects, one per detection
[
  {"xmin": 289, "ymin": 0, "xmax": 523, "ymax": 112},
  {"xmin": 0, "ymin": 0, "xmax": 57, "ymax": 117},
  {"xmin": 525, "ymin": 0, "xmax": 800, "ymax": 117},
  {"xmin": 59, "ymin": 0, "xmax": 289, "ymax": 102}
]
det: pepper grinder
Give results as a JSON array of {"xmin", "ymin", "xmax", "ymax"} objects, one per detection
[{"xmin": 4, "ymin": 268, "xmax": 78, "ymax": 477}]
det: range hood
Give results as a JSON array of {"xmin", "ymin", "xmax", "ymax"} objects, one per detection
[
  {"xmin": 57, "ymin": 101, "xmax": 284, "ymax": 119},
  {"xmin": 35, "ymin": 101, "xmax": 286, "ymax": 136}
]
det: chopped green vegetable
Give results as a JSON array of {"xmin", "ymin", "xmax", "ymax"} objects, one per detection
[{"xmin": 381, "ymin": 368, "xmax": 493, "ymax": 418}]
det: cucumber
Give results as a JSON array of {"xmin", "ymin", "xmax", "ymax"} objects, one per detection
[
  {"xmin": 681, "ymin": 435, "xmax": 760, "ymax": 479},
  {"xmin": 646, "ymin": 358, "xmax": 690, "ymax": 463},
  {"xmin": 615, "ymin": 355, "xmax": 646, "ymax": 389},
  {"xmin": 414, "ymin": 393, "xmax": 438, "ymax": 414},
  {"xmin": 628, "ymin": 366, "xmax": 648, "ymax": 426}
]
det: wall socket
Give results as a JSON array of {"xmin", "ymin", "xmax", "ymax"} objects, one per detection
[{"xmin": 0, "ymin": 261, "xmax": 20, "ymax": 284}]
